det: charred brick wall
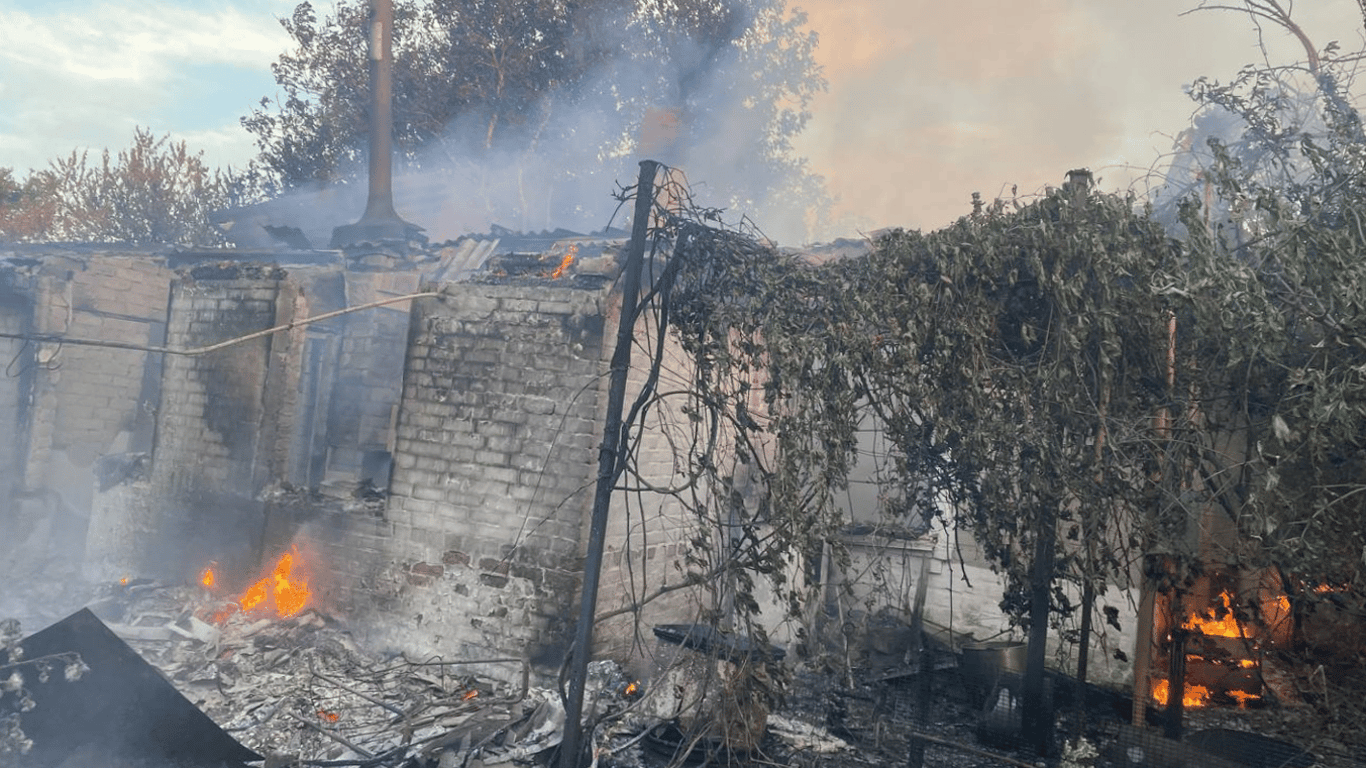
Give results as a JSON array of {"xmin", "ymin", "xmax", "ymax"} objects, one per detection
[
  {"xmin": 0, "ymin": 248, "xmax": 174, "ymax": 586},
  {"xmin": 313, "ymin": 281, "xmax": 608, "ymax": 673},
  {"xmin": 0, "ymin": 270, "xmax": 33, "ymax": 497},
  {"xmin": 323, "ymin": 271, "xmax": 420, "ymax": 482},
  {"xmin": 87, "ymin": 263, "xmax": 304, "ymax": 582},
  {"xmin": 591, "ymin": 303, "xmax": 712, "ymax": 663},
  {"xmin": 11, "ymin": 251, "xmax": 172, "ymax": 504}
]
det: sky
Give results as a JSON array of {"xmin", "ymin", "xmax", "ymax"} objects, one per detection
[{"xmin": 1, "ymin": 0, "xmax": 1363, "ymax": 242}]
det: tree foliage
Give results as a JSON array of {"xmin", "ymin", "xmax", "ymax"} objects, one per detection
[
  {"xmin": 646, "ymin": 3, "xmax": 1366, "ymax": 657},
  {"xmin": 1153, "ymin": 14, "xmax": 1366, "ymax": 593},
  {"xmin": 243, "ymin": 0, "xmax": 828, "ymax": 235},
  {"xmin": 0, "ymin": 128, "xmax": 260, "ymax": 247},
  {"xmin": 662, "ymin": 181, "xmax": 1186, "ymax": 633}
]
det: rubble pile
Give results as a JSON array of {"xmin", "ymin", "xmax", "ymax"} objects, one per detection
[{"xmin": 77, "ymin": 580, "xmax": 565, "ymax": 766}]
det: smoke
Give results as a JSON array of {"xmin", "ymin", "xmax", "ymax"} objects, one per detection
[
  {"xmin": 792, "ymin": 0, "xmax": 1366, "ymax": 236},
  {"xmin": 239, "ymin": 0, "xmax": 829, "ymax": 247}
]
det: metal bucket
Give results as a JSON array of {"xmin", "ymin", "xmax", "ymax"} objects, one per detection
[{"xmin": 959, "ymin": 640, "xmax": 1026, "ymax": 708}]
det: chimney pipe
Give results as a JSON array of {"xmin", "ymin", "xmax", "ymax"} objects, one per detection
[{"xmin": 330, "ymin": 0, "xmax": 424, "ymax": 250}]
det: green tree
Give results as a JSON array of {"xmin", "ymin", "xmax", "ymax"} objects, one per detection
[{"xmin": 242, "ymin": 0, "xmax": 828, "ymax": 237}]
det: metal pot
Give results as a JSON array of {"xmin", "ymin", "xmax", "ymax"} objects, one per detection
[{"xmin": 959, "ymin": 640, "xmax": 1026, "ymax": 708}]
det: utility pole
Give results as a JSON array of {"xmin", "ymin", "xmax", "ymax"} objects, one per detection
[{"xmin": 558, "ymin": 160, "xmax": 659, "ymax": 768}]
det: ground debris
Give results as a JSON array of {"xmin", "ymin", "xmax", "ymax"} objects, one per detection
[{"xmin": 76, "ymin": 581, "xmax": 545, "ymax": 766}]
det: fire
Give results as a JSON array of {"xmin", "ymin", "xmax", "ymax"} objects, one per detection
[
  {"xmin": 204, "ymin": 548, "xmax": 312, "ymax": 623},
  {"xmin": 119, "ymin": 576, "xmax": 129, "ymax": 586},
  {"xmin": 1151, "ymin": 678, "xmax": 1211, "ymax": 707},
  {"xmin": 1186, "ymin": 591, "xmax": 1243, "ymax": 638},
  {"xmin": 237, "ymin": 549, "xmax": 311, "ymax": 618},
  {"xmin": 550, "ymin": 244, "xmax": 578, "ymax": 279},
  {"xmin": 624, "ymin": 681, "xmax": 640, "ymax": 696},
  {"xmin": 317, "ymin": 709, "xmax": 340, "ymax": 723},
  {"xmin": 462, "ymin": 689, "xmax": 479, "ymax": 701}
]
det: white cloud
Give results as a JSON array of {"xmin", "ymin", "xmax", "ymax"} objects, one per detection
[
  {"xmin": 0, "ymin": 1, "xmax": 290, "ymax": 172},
  {"xmin": 0, "ymin": 3, "xmax": 288, "ymax": 84},
  {"xmin": 174, "ymin": 123, "xmax": 262, "ymax": 171}
]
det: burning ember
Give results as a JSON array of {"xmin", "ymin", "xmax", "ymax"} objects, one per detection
[
  {"xmin": 201, "ymin": 566, "xmax": 216, "ymax": 588},
  {"xmin": 462, "ymin": 689, "xmax": 479, "ymax": 701},
  {"xmin": 624, "ymin": 681, "xmax": 640, "ymax": 697},
  {"xmin": 550, "ymin": 244, "xmax": 577, "ymax": 279},
  {"xmin": 317, "ymin": 709, "xmax": 340, "ymax": 723}
]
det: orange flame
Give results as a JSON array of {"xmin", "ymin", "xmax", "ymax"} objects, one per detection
[
  {"xmin": 1152, "ymin": 589, "xmax": 1271, "ymax": 709},
  {"xmin": 201, "ymin": 567, "xmax": 216, "ymax": 588},
  {"xmin": 550, "ymin": 244, "xmax": 578, "ymax": 279},
  {"xmin": 1151, "ymin": 678, "xmax": 1211, "ymax": 707},
  {"xmin": 317, "ymin": 709, "xmax": 340, "ymax": 723},
  {"xmin": 462, "ymin": 689, "xmax": 479, "ymax": 701},
  {"xmin": 119, "ymin": 576, "xmax": 129, "ymax": 586},
  {"xmin": 237, "ymin": 548, "xmax": 311, "ymax": 618},
  {"xmin": 624, "ymin": 681, "xmax": 640, "ymax": 696},
  {"xmin": 1186, "ymin": 591, "xmax": 1243, "ymax": 638}
]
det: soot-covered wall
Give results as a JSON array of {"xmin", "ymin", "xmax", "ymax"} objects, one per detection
[{"xmin": 307, "ymin": 281, "xmax": 610, "ymax": 673}]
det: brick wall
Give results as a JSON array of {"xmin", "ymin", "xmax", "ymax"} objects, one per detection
[
  {"xmin": 0, "ymin": 271, "xmax": 34, "ymax": 495},
  {"xmin": 592, "ymin": 304, "xmax": 717, "ymax": 663},
  {"xmin": 19, "ymin": 252, "xmax": 172, "ymax": 507},
  {"xmin": 323, "ymin": 271, "xmax": 420, "ymax": 481},
  {"xmin": 0, "ymin": 248, "xmax": 174, "ymax": 586},
  {"xmin": 310, "ymin": 281, "xmax": 609, "ymax": 674},
  {"xmin": 87, "ymin": 263, "xmax": 304, "ymax": 582}
]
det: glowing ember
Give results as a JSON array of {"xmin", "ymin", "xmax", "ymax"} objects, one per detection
[
  {"xmin": 462, "ymin": 689, "xmax": 479, "ymax": 701},
  {"xmin": 550, "ymin": 244, "xmax": 578, "ymax": 279},
  {"xmin": 201, "ymin": 567, "xmax": 216, "ymax": 588},
  {"xmin": 119, "ymin": 576, "xmax": 129, "ymax": 586},
  {"xmin": 624, "ymin": 681, "xmax": 640, "ymax": 696},
  {"xmin": 317, "ymin": 709, "xmax": 340, "ymax": 723},
  {"xmin": 1228, "ymin": 690, "xmax": 1261, "ymax": 707}
]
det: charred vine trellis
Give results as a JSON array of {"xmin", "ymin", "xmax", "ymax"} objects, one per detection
[{"xmin": 606, "ymin": 120, "xmax": 1366, "ymax": 755}]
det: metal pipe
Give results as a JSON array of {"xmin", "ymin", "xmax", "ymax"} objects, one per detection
[
  {"xmin": 558, "ymin": 160, "xmax": 659, "ymax": 768},
  {"xmin": 330, "ymin": 0, "xmax": 423, "ymax": 248},
  {"xmin": 363, "ymin": 0, "xmax": 397, "ymax": 222}
]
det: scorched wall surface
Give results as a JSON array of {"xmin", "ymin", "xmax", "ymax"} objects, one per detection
[
  {"xmin": 0, "ymin": 247, "xmax": 173, "ymax": 593},
  {"xmin": 88, "ymin": 263, "xmax": 305, "ymax": 583},
  {"xmin": 313, "ymin": 281, "xmax": 608, "ymax": 675}
]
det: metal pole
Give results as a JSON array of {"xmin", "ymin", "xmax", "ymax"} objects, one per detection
[
  {"xmin": 363, "ymin": 0, "xmax": 397, "ymax": 222},
  {"xmin": 1021, "ymin": 507, "xmax": 1056, "ymax": 755},
  {"xmin": 330, "ymin": 0, "xmax": 422, "ymax": 248},
  {"xmin": 558, "ymin": 160, "xmax": 659, "ymax": 768}
]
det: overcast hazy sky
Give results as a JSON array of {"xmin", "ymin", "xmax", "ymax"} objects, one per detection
[{"xmin": 1, "ymin": 0, "xmax": 1362, "ymax": 242}]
